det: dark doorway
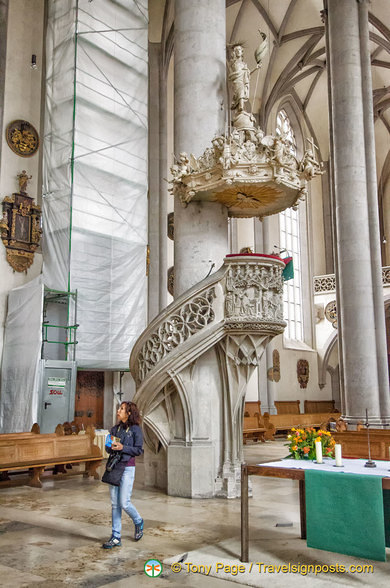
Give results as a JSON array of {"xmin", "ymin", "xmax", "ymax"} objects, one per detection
[{"xmin": 75, "ymin": 371, "xmax": 104, "ymax": 429}]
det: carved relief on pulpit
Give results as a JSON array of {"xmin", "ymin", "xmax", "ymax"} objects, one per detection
[
  {"xmin": 224, "ymin": 262, "xmax": 284, "ymax": 322},
  {"xmin": 0, "ymin": 172, "xmax": 42, "ymax": 272}
]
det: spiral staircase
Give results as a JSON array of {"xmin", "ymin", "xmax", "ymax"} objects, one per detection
[{"xmin": 130, "ymin": 254, "xmax": 286, "ymax": 497}]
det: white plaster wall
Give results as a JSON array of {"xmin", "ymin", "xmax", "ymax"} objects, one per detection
[
  {"xmin": 278, "ymin": 334, "xmax": 332, "ymax": 407},
  {"xmin": 0, "ymin": 0, "xmax": 44, "ymax": 198},
  {"xmin": 0, "ymin": 0, "xmax": 45, "ymax": 367}
]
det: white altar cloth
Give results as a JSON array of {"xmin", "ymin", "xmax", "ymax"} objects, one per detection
[
  {"xmin": 257, "ymin": 457, "xmax": 390, "ymax": 477},
  {"xmin": 94, "ymin": 429, "xmax": 110, "ymax": 458}
]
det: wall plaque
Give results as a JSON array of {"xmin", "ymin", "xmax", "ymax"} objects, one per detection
[{"xmin": 6, "ymin": 119, "xmax": 39, "ymax": 157}]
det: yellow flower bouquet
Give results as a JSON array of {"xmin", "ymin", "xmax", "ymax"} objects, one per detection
[{"xmin": 285, "ymin": 427, "xmax": 336, "ymax": 460}]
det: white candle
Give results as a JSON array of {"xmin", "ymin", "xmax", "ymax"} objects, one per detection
[
  {"xmin": 335, "ymin": 443, "xmax": 342, "ymax": 467},
  {"xmin": 315, "ymin": 440, "xmax": 323, "ymax": 464}
]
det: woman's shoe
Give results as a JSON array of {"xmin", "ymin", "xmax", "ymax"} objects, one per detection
[
  {"xmin": 134, "ymin": 519, "xmax": 144, "ymax": 541},
  {"xmin": 102, "ymin": 536, "xmax": 122, "ymax": 549}
]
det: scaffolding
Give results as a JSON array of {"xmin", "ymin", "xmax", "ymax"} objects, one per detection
[
  {"xmin": 42, "ymin": 288, "xmax": 78, "ymax": 361},
  {"xmin": 42, "ymin": 0, "xmax": 148, "ymax": 370}
]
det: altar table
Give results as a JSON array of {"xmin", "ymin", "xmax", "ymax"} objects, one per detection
[
  {"xmin": 240, "ymin": 459, "xmax": 390, "ymax": 562},
  {"xmin": 94, "ymin": 430, "xmax": 110, "ymax": 458}
]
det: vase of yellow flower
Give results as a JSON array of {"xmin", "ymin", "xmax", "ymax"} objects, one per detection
[{"xmin": 285, "ymin": 427, "xmax": 336, "ymax": 460}]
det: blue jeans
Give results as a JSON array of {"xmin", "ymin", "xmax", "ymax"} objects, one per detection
[{"xmin": 109, "ymin": 466, "xmax": 142, "ymax": 538}]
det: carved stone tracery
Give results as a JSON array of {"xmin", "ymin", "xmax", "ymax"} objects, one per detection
[{"xmin": 137, "ymin": 288, "xmax": 216, "ymax": 382}]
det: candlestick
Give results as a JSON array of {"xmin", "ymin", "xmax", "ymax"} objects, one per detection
[
  {"xmin": 315, "ymin": 440, "xmax": 323, "ymax": 464},
  {"xmin": 334, "ymin": 444, "xmax": 342, "ymax": 467},
  {"xmin": 364, "ymin": 408, "xmax": 376, "ymax": 468}
]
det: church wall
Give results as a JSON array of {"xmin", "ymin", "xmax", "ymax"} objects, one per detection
[{"xmin": 0, "ymin": 0, "xmax": 44, "ymax": 369}]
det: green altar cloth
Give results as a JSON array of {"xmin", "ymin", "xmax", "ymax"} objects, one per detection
[
  {"xmin": 384, "ymin": 489, "xmax": 390, "ymax": 548},
  {"xmin": 305, "ymin": 470, "xmax": 386, "ymax": 561}
]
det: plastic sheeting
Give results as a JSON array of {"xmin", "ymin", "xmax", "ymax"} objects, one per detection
[
  {"xmin": 43, "ymin": 0, "xmax": 148, "ymax": 369},
  {"xmin": 0, "ymin": 276, "xmax": 43, "ymax": 433}
]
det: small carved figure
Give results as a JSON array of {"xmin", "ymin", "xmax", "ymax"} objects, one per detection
[
  {"xmin": 229, "ymin": 45, "xmax": 251, "ymax": 113},
  {"xmin": 178, "ymin": 152, "xmax": 190, "ymax": 176},
  {"xmin": 254, "ymin": 31, "xmax": 268, "ymax": 67},
  {"xmin": 0, "ymin": 210, "xmax": 9, "ymax": 232},
  {"xmin": 225, "ymin": 292, "xmax": 234, "ymax": 316},
  {"xmin": 299, "ymin": 145, "xmax": 324, "ymax": 180},
  {"xmin": 17, "ymin": 170, "xmax": 32, "ymax": 193}
]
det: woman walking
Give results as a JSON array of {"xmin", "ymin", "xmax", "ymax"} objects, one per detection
[{"xmin": 102, "ymin": 401, "xmax": 144, "ymax": 548}]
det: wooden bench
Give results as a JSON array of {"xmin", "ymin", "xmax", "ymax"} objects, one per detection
[
  {"xmin": 274, "ymin": 400, "xmax": 301, "ymax": 414},
  {"xmin": 334, "ymin": 429, "xmax": 390, "ymax": 461},
  {"xmin": 243, "ymin": 401, "xmax": 275, "ymax": 443},
  {"xmin": 263, "ymin": 412, "xmax": 341, "ymax": 438},
  {"xmin": 0, "ymin": 428, "xmax": 102, "ymax": 488},
  {"xmin": 244, "ymin": 401, "xmax": 262, "ymax": 418},
  {"xmin": 304, "ymin": 400, "xmax": 337, "ymax": 413},
  {"xmin": 243, "ymin": 416, "xmax": 266, "ymax": 443}
]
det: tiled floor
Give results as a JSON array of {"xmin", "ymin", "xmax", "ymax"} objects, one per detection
[{"xmin": 0, "ymin": 440, "xmax": 388, "ymax": 587}]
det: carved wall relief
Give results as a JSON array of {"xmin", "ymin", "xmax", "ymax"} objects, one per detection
[
  {"xmin": 267, "ymin": 349, "xmax": 280, "ymax": 382},
  {"xmin": 167, "ymin": 266, "xmax": 174, "ymax": 296},
  {"xmin": 167, "ymin": 212, "xmax": 174, "ymax": 240},
  {"xmin": 297, "ymin": 359, "xmax": 309, "ymax": 389},
  {"xmin": 325, "ymin": 300, "xmax": 337, "ymax": 329},
  {"xmin": 225, "ymin": 263, "xmax": 284, "ymax": 322}
]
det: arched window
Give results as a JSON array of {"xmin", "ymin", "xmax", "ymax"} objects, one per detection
[{"xmin": 276, "ymin": 110, "xmax": 303, "ymax": 341}]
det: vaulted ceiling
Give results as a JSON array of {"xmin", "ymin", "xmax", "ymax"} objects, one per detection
[
  {"xmin": 227, "ymin": 0, "xmax": 390, "ymax": 168},
  {"xmin": 150, "ymin": 0, "xmax": 390, "ymax": 181}
]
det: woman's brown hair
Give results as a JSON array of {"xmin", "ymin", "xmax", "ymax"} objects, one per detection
[{"xmin": 120, "ymin": 401, "xmax": 141, "ymax": 427}]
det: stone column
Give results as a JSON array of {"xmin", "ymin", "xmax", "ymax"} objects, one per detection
[
  {"xmin": 358, "ymin": 0, "xmax": 390, "ymax": 417},
  {"xmin": 254, "ymin": 217, "xmax": 276, "ymax": 413},
  {"xmin": 174, "ymin": 0, "xmax": 228, "ymax": 297},
  {"xmin": 148, "ymin": 43, "xmax": 162, "ymax": 321},
  {"xmin": 327, "ymin": 0, "xmax": 390, "ymax": 424},
  {"xmin": 158, "ymin": 66, "xmax": 168, "ymax": 313},
  {"xmin": 166, "ymin": 0, "xmax": 228, "ymax": 497}
]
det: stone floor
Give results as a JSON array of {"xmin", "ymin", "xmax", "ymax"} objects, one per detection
[{"xmin": 0, "ymin": 440, "xmax": 388, "ymax": 587}]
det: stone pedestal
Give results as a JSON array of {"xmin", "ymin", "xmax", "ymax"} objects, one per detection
[{"xmin": 167, "ymin": 444, "xmax": 215, "ymax": 498}]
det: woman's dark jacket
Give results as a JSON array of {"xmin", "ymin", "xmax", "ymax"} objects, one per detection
[{"xmin": 107, "ymin": 423, "xmax": 143, "ymax": 466}]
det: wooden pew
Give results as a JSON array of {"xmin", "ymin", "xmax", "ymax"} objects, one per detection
[
  {"xmin": 0, "ymin": 428, "xmax": 102, "ymax": 488},
  {"xmin": 334, "ymin": 429, "xmax": 390, "ymax": 461},
  {"xmin": 244, "ymin": 401, "xmax": 262, "ymax": 418},
  {"xmin": 304, "ymin": 399, "xmax": 337, "ymax": 413},
  {"xmin": 243, "ymin": 401, "xmax": 275, "ymax": 443},
  {"xmin": 243, "ymin": 416, "xmax": 266, "ymax": 444},
  {"xmin": 274, "ymin": 400, "xmax": 301, "ymax": 414},
  {"xmin": 263, "ymin": 412, "xmax": 341, "ymax": 437}
]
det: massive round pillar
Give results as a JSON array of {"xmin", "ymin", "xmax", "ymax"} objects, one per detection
[
  {"xmin": 173, "ymin": 0, "xmax": 228, "ymax": 297},
  {"xmin": 327, "ymin": 0, "xmax": 390, "ymax": 424}
]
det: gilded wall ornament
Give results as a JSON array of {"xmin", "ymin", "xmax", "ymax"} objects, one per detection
[
  {"xmin": 1, "ymin": 172, "xmax": 42, "ymax": 272},
  {"xmin": 325, "ymin": 300, "xmax": 337, "ymax": 329},
  {"xmin": 297, "ymin": 359, "xmax": 309, "ymax": 389},
  {"xmin": 6, "ymin": 120, "xmax": 39, "ymax": 157}
]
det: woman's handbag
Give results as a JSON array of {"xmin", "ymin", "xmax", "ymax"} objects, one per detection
[{"xmin": 101, "ymin": 452, "xmax": 126, "ymax": 486}]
